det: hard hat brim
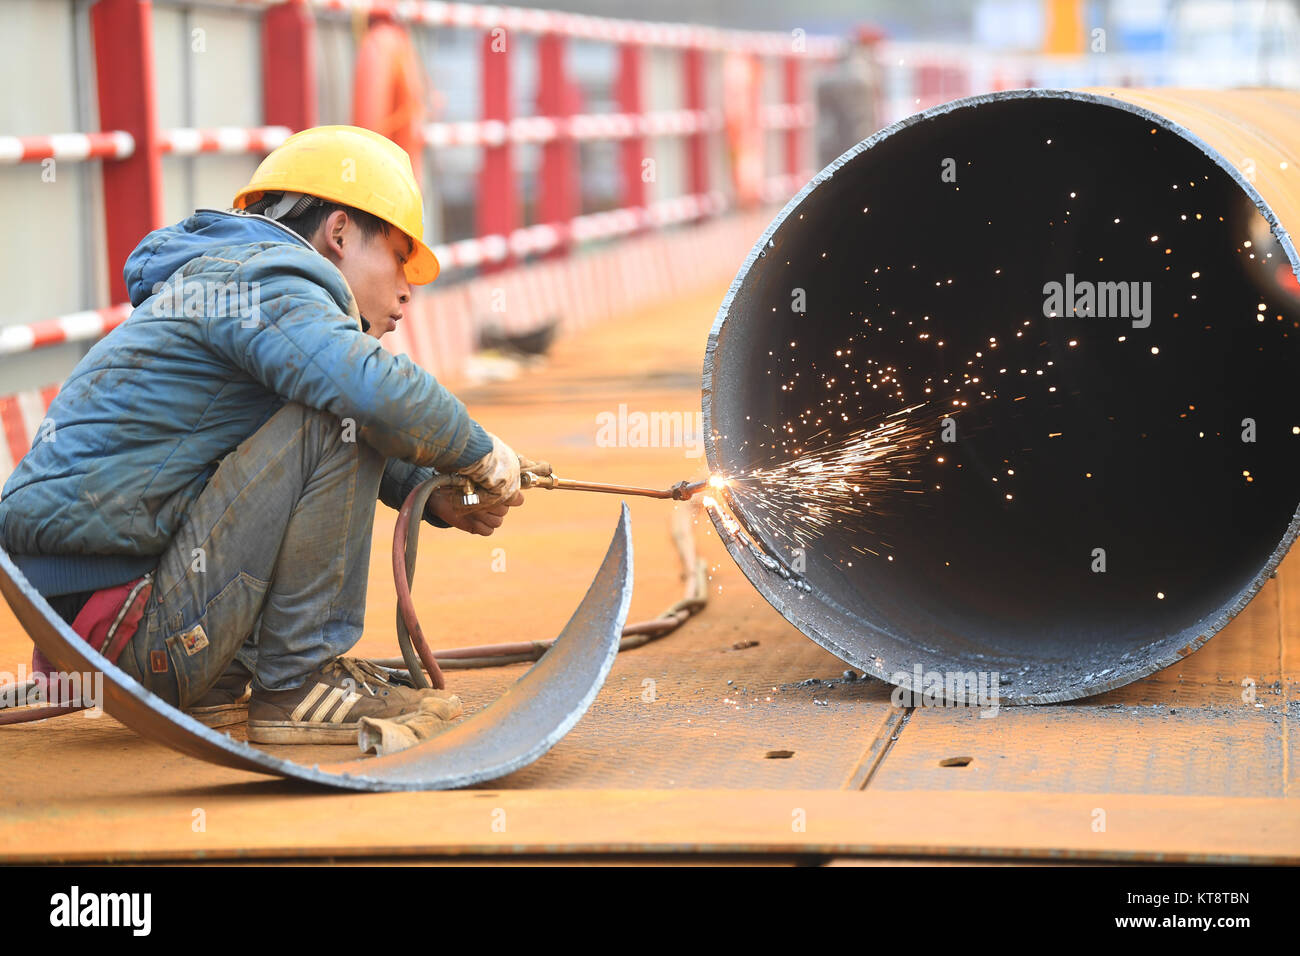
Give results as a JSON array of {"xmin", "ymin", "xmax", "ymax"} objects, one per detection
[{"xmin": 405, "ymin": 237, "xmax": 440, "ymax": 285}]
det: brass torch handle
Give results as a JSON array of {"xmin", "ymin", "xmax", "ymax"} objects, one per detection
[{"xmin": 520, "ymin": 472, "xmax": 706, "ymax": 500}]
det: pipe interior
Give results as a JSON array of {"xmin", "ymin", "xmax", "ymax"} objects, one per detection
[{"xmin": 709, "ymin": 96, "xmax": 1300, "ymax": 674}]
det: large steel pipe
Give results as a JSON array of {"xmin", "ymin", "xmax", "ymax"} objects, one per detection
[{"xmin": 704, "ymin": 88, "xmax": 1300, "ymax": 704}]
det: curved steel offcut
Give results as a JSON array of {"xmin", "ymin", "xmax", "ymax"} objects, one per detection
[{"xmin": 0, "ymin": 504, "xmax": 633, "ymax": 791}]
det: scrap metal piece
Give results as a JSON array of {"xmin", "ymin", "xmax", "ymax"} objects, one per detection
[{"xmin": 0, "ymin": 503, "xmax": 633, "ymax": 791}]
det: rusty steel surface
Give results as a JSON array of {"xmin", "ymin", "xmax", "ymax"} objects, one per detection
[
  {"xmin": 703, "ymin": 88, "xmax": 1300, "ymax": 705},
  {"xmin": 0, "ymin": 503, "xmax": 633, "ymax": 791},
  {"xmin": 0, "ymin": 789, "xmax": 1295, "ymax": 864},
  {"xmin": 0, "ymin": 285, "xmax": 1294, "ymax": 862}
]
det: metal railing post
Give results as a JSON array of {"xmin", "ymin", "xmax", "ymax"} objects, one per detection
[
  {"xmin": 91, "ymin": 0, "xmax": 164, "ymax": 304},
  {"xmin": 536, "ymin": 31, "xmax": 575, "ymax": 256},
  {"xmin": 477, "ymin": 27, "xmax": 516, "ymax": 272},
  {"xmin": 262, "ymin": 0, "xmax": 318, "ymax": 132}
]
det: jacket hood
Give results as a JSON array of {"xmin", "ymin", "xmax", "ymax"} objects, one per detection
[{"xmin": 124, "ymin": 209, "xmax": 318, "ymax": 307}]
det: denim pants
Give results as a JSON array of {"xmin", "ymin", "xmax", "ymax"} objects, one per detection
[{"xmin": 117, "ymin": 402, "xmax": 386, "ymax": 708}]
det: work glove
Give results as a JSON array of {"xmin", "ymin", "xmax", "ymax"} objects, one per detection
[
  {"xmin": 456, "ymin": 432, "xmax": 522, "ymax": 508},
  {"xmin": 357, "ymin": 691, "xmax": 463, "ymax": 756},
  {"xmin": 426, "ymin": 486, "xmax": 524, "ymax": 535},
  {"xmin": 518, "ymin": 455, "xmax": 552, "ymax": 479}
]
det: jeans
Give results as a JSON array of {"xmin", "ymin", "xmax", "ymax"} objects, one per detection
[{"xmin": 117, "ymin": 402, "xmax": 385, "ymax": 708}]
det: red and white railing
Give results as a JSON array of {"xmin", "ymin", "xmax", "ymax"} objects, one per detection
[
  {"xmin": 0, "ymin": 305, "xmax": 133, "ymax": 357},
  {"xmin": 424, "ymin": 109, "xmax": 728, "ymax": 149},
  {"xmin": 0, "ymin": 127, "xmax": 292, "ymax": 166},
  {"xmin": 2, "ymin": 0, "xmax": 837, "ymax": 351},
  {"xmin": 0, "ymin": 175, "xmax": 807, "ymax": 352},
  {"xmin": 10, "ymin": 0, "xmax": 829, "ymax": 295},
  {"xmin": 160, "ymin": 126, "xmax": 292, "ymax": 156},
  {"xmin": 0, "ymin": 131, "xmax": 135, "ymax": 165},
  {"xmin": 872, "ymin": 39, "xmax": 1300, "ymax": 126},
  {"xmin": 277, "ymin": 0, "xmax": 843, "ymax": 58}
]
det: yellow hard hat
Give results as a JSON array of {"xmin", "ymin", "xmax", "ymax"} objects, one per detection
[{"xmin": 233, "ymin": 125, "xmax": 440, "ymax": 284}]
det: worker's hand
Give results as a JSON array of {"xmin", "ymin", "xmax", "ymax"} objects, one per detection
[
  {"xmin": 456, "ymin": 432, "xmax": 521, "ymax": 507},
  {"xmin": 426, "ymin": 488, "xmax": 524, "ymax": 536}
]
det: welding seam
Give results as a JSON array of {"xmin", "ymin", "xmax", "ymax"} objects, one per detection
[{"xmin": 715, "ymin": 486, "xmax": 811, "ymax": 591}]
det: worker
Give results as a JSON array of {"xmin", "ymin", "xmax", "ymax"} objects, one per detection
[{"xmin": 0, "ymin": 126, "xmax": 526, "ymax": 744}]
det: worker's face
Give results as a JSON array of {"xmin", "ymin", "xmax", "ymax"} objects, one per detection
[{"xmin": 315, "ymin": 210, "xmax": 413, "ymax": 339}]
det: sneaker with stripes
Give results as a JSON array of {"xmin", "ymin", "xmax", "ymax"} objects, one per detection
[
  {"xmin": 246, "ymin": 657, "xmax": 453, "ymax": 744},
  {"xmin": 187, "ymin": 658, "xmax": 253, "ymax": 728}
]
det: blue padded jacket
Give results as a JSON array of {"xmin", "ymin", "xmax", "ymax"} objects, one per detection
[{"xmin": 0, "ymin": 209, "xmax": 491, "ymax": 596}]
